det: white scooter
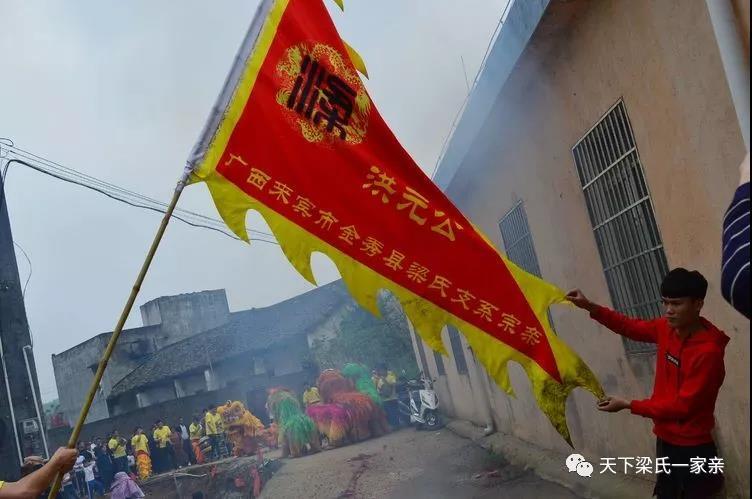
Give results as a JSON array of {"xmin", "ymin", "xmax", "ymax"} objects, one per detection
[{"xmin": 397, "ymin": 372, "xmax": 441, "ymax": 430}]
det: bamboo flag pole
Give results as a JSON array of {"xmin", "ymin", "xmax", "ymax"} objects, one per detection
[
  {"xmin": 48, "ymin": 5, "xmax": 271, "ymax": 495},
  {"xmin": 48, "ymin": 166, "xmax": 192, "ymax": 498}
]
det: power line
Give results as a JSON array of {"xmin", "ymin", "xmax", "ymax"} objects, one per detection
[
  {"xmin": 0, "ymin": 146, "xmax": 280, "ymax": 246},
  {"xmin": 6, "ymin": 145, "xmax": 276, "ymax": 239},
  {"xmin": 13, "ymin": 240, "xmax": 31, "ymax": 298}
]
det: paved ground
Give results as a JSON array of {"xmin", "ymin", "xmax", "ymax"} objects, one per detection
[{"xmin": 259, "ymin": 428, "xmax": 583, "ymax": 499}]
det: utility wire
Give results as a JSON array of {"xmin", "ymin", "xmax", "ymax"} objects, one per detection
[
  {"xmin": 6, "ymin": 145, "xmax": 276, "ymax": 239},
  {"xmin": 0, "ymin": 148, "xmax": 280, "ymax": 245},
  {"xmin": 13, "ymin": 240, "xmax": 32, "ymax": 298}
]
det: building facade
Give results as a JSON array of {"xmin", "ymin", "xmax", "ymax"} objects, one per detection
[
  {"xmin": 419, "ymin": 0, "xmax": 750, "ymax": 495},
  {"xmin": 48, "ymin": 280, "xmax": 399, "ymax": 447},
  {"xmin": 52, "ymin": 290, "xmax": 231, "ymax": 425}
]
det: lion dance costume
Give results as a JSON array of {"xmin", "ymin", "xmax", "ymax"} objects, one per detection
[
  {"xmin": 216, "ymin": 401, "xmax": 264, "ymax": 457},
  {"xmin": 266, "ymin": 388, "xmax": 320, "ymax": 458},
  {"xmin": 306, "ymin": 402, "xmax": 351, "ymax": 448},
  {"xmin": 135, "ymin": 452, "xmax": 151, "ymax": 481},
  {"xmin": 318, "ymin": 369, "xmax": 389, "ymax": 442},
  {"xmin": 342, "ymin": 363, "xmax": 382, "ymax": 405}
]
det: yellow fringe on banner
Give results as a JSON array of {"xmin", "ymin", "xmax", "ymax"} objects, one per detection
[{"xmin": 194, "ymin": 170, "xmax": 604, "ymax": 445}]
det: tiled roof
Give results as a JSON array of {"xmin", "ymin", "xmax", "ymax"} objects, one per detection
[{"xmin": 109, "ymin": 281, "xmax": 350, "ymax": 397}]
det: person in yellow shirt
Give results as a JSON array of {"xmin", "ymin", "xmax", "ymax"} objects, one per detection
[
  {"xmin": 108, "ymin": 430, "xmax": 128, "ymax": 473},
  {"xmin": 130, "ymin": 427, "xmax": 151, "ymax": 480},
  {"xmin": 302, "ymin": 382, "xmax": 322, "ymax": 407},
  {"xmin": 152, "ymin": 419, "xmax": 172, "ymax": 474},
  {"xmin": 204, "ymin": 407, "xmax": 220, "ymax": 461},
  {"xmin": 189, "ymin": 414, "xmax": 205, "ymax": 464}
]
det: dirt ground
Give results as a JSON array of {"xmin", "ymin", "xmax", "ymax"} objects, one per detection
[{"xmin": 259, "ymin": 428, "xmax": 583, "ymax": 499}]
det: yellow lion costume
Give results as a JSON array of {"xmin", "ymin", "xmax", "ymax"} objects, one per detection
[{"xmin": 216, "ymin": 400, "xmax": 264, "ymax": 456}]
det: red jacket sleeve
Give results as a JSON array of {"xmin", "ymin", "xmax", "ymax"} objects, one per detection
[
  {"xmin": 589, "ymin": 305, "xmax": 660, "ymax": 343},
  {"xmin": 630, "ymin": 352, "xmax": 724, "ymax": 420}
]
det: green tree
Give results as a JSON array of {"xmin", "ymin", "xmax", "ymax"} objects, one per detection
[{"xmin": 311, "ymin": 292, "xmax": 418, "ymax": 377}]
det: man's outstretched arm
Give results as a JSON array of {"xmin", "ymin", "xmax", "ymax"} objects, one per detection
[
  {"xmin": 0, "ymin": 447, "xmax": 77, "ymax": 499},
  {"xmin": 567, "ymin": 289, "xmax": 659, "ymax": 344}
]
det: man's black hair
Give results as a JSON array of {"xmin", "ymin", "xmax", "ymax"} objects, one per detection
[{"xmin": 660, "ymin": 268, "xmax": 708, "ymax": 299}]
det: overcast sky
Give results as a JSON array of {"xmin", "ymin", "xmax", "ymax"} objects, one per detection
[{"xmin": 1, "ymin": 0, "xmax": 509, "ymax": 402}]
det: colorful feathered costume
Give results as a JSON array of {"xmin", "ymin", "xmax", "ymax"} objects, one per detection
[
  {"xmin": 306, "ymin": 402, "xmax": 351, "ymax": 448},
  {"xmin": 135, "ymin": 452, "xmax": 151, "ymax": 481},
  {"xmin": 216, "ymin": 400, "xmax": 264, "ymax": 457},
  {"xmin": 318, "ymin": 370, "xmax": 389, "ymax": 441},
  {"xmin": 342, "ymin": 363, "xmax": 382, "ymax": 405},
  {"xmin": 267, "ymin": 388, "xmax": 320, "ymax": 458}
]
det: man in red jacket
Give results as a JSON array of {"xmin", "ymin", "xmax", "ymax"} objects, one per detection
[{"xmin": 567, "ymin": 268, "xmax": 728, "ymax": 499}]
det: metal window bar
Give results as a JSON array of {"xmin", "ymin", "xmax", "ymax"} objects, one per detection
[
  {"xmin": 413, "ymin": 330, "xmax": 430, "ymax": 376},
  {"xmin": 433, "ymin": 351, "xmax": 446, "ymax": 376},
  {"xmin": 499, "ymin": 201, "xmax": 553, "ymax": 329},
  {"xmin": 573, "ymin": 100, "xmax": 666, "ymax": 354},
  {"xmin": 447, "ymin": 326, "xmax": 469, "ymax": 374}
]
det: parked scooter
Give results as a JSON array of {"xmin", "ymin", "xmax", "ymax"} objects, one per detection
[{"xmin": 397, "ymin": 372, "xmax": 441, "ymax": 430}]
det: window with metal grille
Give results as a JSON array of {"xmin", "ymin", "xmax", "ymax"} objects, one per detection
[
  {"xmin": 447, "ymin": 326, "xmax": 469, "ymax": 374},
  {"xmin": 572, "ymin": 100, "xmax": 667, "ymax": 354},
  {"xmin": 433, "ymin": 351, "xmax": 446, "ymax": 376},
  {"xmin": 499, "ymin": 201, "xmax": 543, "ymax": 277},
  {"xmin": 499, "ymin": 201, "xmax": 553, "ymax": 328}
]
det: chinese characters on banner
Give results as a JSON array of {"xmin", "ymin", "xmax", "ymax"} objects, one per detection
[
  {"xmin": 228, "ymin": 153, "xmax": 548, "ymax": 350},
  {"xmin": 190, "ymin": 0, "xmax": 605, "ymax": 442}
]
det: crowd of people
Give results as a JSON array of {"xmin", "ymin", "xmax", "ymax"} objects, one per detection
[
  {"xmin": 2, "ymin": 405, "xmax": 235, "ymax": 499},
  {"xmin": 90, "ymin": 408, "xmax": 235, "ymax": 487}
]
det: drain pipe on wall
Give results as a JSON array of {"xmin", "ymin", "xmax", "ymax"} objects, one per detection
[
  {"xmin": 706, "ymin": 0, "xmax": 750, "ymax": 149},
  {"xmin": 468, "ymin": 347, "xmax": 496, "ymax": 436},
  {"xmin": 0, "ymin": 335, "xmax": 24, "ymax": 466},
  {"xmin": 23, "ymin": 345, "xmax": 49, "ymax": 458}
]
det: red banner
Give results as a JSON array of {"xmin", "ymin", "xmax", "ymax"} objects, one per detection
[{"xmin": 211, "ymin": 0, "xmax": 561, "ymax": 382}]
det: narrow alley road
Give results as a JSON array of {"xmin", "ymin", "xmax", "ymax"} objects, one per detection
[{"xmin": 260, "ymin": 428, "xmax": 583, "ymax": 499}]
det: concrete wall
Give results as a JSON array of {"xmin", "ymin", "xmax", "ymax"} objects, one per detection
[
  {"xmin": 53, "ymin": 290, "xmax": 232, "ymax": 425},
  {"xmin": 51, "ymin": 326, "xmax": 164, "ymax": 426},
  {"xmin": 267, "ymin": 342, "xmax": 306, "ymax": 377},
  {"xmin": 51, "ymin": 335, "xmax": 112, "ymax": 425},
  {"xmin": 421, "ymin": 0, "xmax": 749, "ymax": 496},
  {"xmin": 180, "ymin": 373, "xmax": 207, "ymax": 397},
  {"xmin": 139, "ymin": 290, "xmax": 230, "ymax": 349},
  {"xmin": 731, "ymin": 0, "xmax": 750, "ymax": 52}
]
